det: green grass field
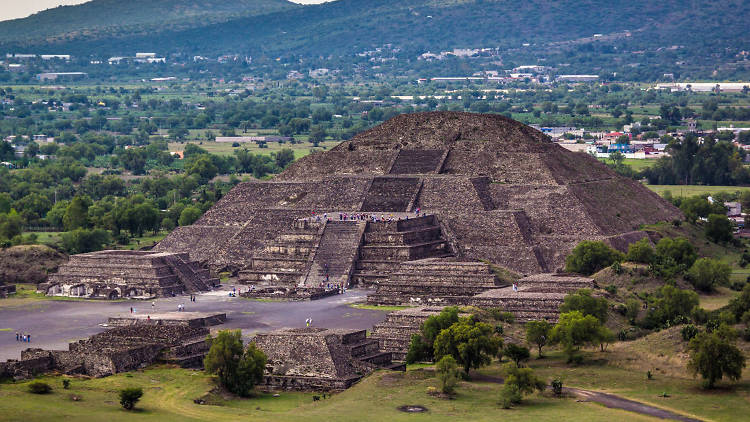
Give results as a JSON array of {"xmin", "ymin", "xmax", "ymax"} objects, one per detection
[
  {"xmin": 3, "ymin": 350, "xmax": 749, "ymax": 422},
  {"xmin": 168, "ymin": 139, "xmax": 340, "ymax": 159},
  {"xmin": 645, "ymin": 185, "xmax": 750, "ymax": 198}
]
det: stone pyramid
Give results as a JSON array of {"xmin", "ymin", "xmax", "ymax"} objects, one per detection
[{"xmin": 155, "ymin": 112, "xmax": 680, "ymax": 291}]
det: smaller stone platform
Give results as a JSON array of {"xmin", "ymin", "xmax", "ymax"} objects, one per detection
[
  {"xmin": 253, "ymin": 327, "xmax": 404, "ymax": 391},
  {"xmin": 0, "ymin": 282, "xmax": 15, "ymax": 298},
  {"xmin": 43, "ymin": 250, "xmax": 218, "ymax": 299},
  {"xmin": 240, "ymin": 286, "xmax": 340, "ymax": 301},
  {"xmin": 107, "ymin": 312, "xmax": 227, "ymax": 328}
]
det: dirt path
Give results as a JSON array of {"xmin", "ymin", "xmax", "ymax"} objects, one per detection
[{"xmin": 472, "ymin": 373, "xmax": 702, "ymax": 421}]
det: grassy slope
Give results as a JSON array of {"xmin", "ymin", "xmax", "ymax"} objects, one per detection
[
  {"xmin": 4, "ymin": 351, "xmax": 750, "ymax": 421},
  {"xmin": 0, "ymin": 364, "xmax": 654, "ymax": 422}
]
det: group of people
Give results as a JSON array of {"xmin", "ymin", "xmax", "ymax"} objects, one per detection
[
  {"xmin": 177, "ymin": 303, "xmax": 187, "ymax": 312},
  {"xmin": 189, "ymin": 295, "xmax": 197, "ymax": 302},
  {"xmin": 305, "ymin": 317, "xmax": 314, "ymax": 327},
  {"xmin": 309, "ymin": 211, "xmax": 427, "ymax": 224},
  {"xmin": 15, "ymin": 332, "xmax": 31, "ymax": 342}
]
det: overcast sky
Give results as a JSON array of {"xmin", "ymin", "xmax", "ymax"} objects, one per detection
[{"xmin": 0, "ymin": 0, "xmax": 332, "ymax": 22}]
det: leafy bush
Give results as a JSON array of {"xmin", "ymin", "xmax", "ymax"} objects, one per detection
[
  {"xmin": 27, "ymin": 382, "xmax": 51, "ymax": 394},
  {"xmin": 434, "ymin": 317, "xmax": 502, "ymax": 374},
  {"xmin": 705, "ymin": 214, "xmax": 734, "ymax": 243},
  {"xmin": 625, "ymin": 237, "xmax": 655, "ymax": 264},
  {"xmin": 688, "ymin": 324, "xmax": 746, "ymax": 389},
  {"xmin": 435, "ymin": 355, "xmax": 461, "ymax": 394},
  {"xmin": 686, "ymin": 258, "xmax": 731, "ymax": 292},
  {"xmin": 119, "ymin": 387, "xmax": 143, "ymax": 410},
  {"xmin": 551, "ymin": 379, "xmax": 563, "ymax": 396},
  {"xmin": 565, "ymin": 241, "xmax": 624, "ymax": 275},
  {"xmin": 642, "ymin": 285, "xmax": 699, "ymax": 329},
  {"xmin": 559, "ymin": 289, "xmax": 609, "ymax": 323},
  {"xmin": 525, "ymin": 320, "xmax": 551, "ymax": 357},
  {"xmin": 503, "ymin": 343, "xmax": 531, "ymax": 367},
  {"xmin": 62, "ymin": 379, "xmax": 70, "ymax": 389},
  {"xmin": 489, "ymin": 309, "xmax": 515, "ymax": 323},
  {"xmin": 499, "ymin": 363, "xmax": 546, "ymax": 407},
  {"xmin": 406, "ymin": 307, "xmax": 460, "ymax": 364},
  {"xmin": 681, "ymin": 324, "xmax": 700, "ymax": 341},
  {"xmin": 203, "ymin": 330, "xmax": 267, "ymax": 397}
]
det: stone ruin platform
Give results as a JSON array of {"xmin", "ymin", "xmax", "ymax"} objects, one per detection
[
  {"xmin": 42, "ymin": 250, "xmax": 218, "ymax": 299},
  {"xmin": 252, "ymin": 327, "xmax": 405, "ymax": 391},
  {"xmin": 370, "ymin": 273, "xmax": 594, "ymax": 361},
  {"xmin": 0, "ymin": 324, "xmax": 213, "ymax": 380},
  {"xmin": 107, "ymin": 312, "xmax": 227, "ymax": 328},
  {"xmin": 0, "ymin": 282, "xmax": 15, "ymax": 298}
]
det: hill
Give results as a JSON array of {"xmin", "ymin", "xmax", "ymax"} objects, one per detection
[
  {"xmin": 0, "ymin": 0, "xmax": 296, "ymax": 45},
  {"xmin": 2, "ymin": 0, "xmax": 747, "ymax": 69}
]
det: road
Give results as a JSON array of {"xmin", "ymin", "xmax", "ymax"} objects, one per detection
[{"xmin": 0, "ymin": 288, "xmax": 388, "ymax": 361}]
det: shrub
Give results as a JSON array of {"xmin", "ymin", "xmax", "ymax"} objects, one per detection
[
  {"xmin": 682, "ymin": 324, "xmax": 700, "ymax": 341},
  {"xmin": 604, "ymin": 285, "xmax": 617, "ymax": 295},
  {"xmin": 560, "ymin": 289, "xmax": 609, "ymax": 323},
  {"xmin": 27, "ymin": 382, "xmax": 51, "ymax": 394},
  {"xmin": 686, "ymin": 258, "xmax": 731, "ymax": 292},
  {"xmin": 499, "ymin": 363, "xmax": 546, "ymax": 407},
  {"xmin": 565, "ymin": 241, "xmax": 624, "ymax": 275},
  {"xmin": 204, "ymin": 330, "xmax": 268, "ymax": 397},
  {"xmin": 625, "ymin": 299, "xmax": 640, "ymax": 324},
  {"xmin": 705, "ymin": 214, "xmax": 733, "ymax": 243},
  {"xmin": 435, "ymin": 355, "xmax": 461, "ymax": 394},
  {"xmin": 62, "ymin": 379, "xmax": 70, "ymax": 389},
  {"xmin": 503, "ymin": 343, "xmax": 531, "ymax": 367},
  {"xmin": 119, "ymin": 387, "xmax": 143, "ymax": 410},
  {"xmin": 688, "ymin": 324, "xmax": 746, "ymax": 389},
  {"xmin": 406, "ymin": 307, "xmax": 460, "ymax": 363},
  {"xmin": 525, "ymin": 320, "xmax": 551, "ymax": 357},
  {"xmin": 626, "ymin": 238, "xmax": 655, "ymax": 264},
  {"xmin": 434, "ymin": 317, "xmax": 502, "ymax": 374},
  {"xmin": 551, "ymin": 379, "xmax": 563, "ymax": 396},
  {"xmin": 490, "ymin": 309, "xmax": 515, "ymax": 323}
]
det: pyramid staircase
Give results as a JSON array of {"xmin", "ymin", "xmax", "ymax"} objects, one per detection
[
  {"xmin": 340, "ymin": 330, "xmax": 406, "ymax": 371},
  {"xmin": 238, "ymin": 219, "xmax": 323, "ymax": 287},
  {"xmin": 302, "ymin": 220, "xmax": 365, "ymax": 288},
  {"xmin": 352, "ymin": 215, "xmax": 452, "ymax": 288}
]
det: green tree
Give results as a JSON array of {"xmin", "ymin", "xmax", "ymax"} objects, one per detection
[
  {"xmin": 435, "ymin": 355, "xmax": 461, "ymax": 394},
  {"xmin": 119, "ymin": 387, "xmax": 143, "ymax": 410},
  {"xmin": 61, "ymin": 228, "xmax": 110, "ymax": 254},
  {"xmin": 679, "ymin": 196, "xmax": 725, "ymax": 224},
  {"xmin": 688, "ymin": 324, "xmax": 746, "ymax": 388},
  {"xmin": 565, "ymin": 240, "xmax": 624, "ymax": 275},
  {"xmin": 204, "ymin": 330, "xmax": 267, "ymax": 397},
  {"xmin": 704, "ymin": 214, "xmax": 733, "ymax": 243},
  {"xmin": 686, "ymin": 258, "xmax": 731, "ymax": 292},
  {"xmin": 433, "ymin": 317, "xmax": 501, "ymax": 374},
  {"xmin": 0, "ymin": 209, "xmax": 24, "ymax": 241},
  {"xmin": 625, "ymin": 238, "xmax": 655, "ymax": 264},
  {"xmin": 525, "ymin": 320, "xmax": 551, "ymax": 357},
  {"xmin": 186, "ymin": 155, "xmax": 218, "ymax": 182},
  {"xmin": 559, "ymin": 289, "xmax": 609, "ymax": 323},
  {"xmin": 643, "ymin": 285, "xmax": 699, "ymax": 328},
  {"xmin": 178, "ymin": 206, "xmax": 202, "ymax": 226},
  {"xmin": 273, "ymin": 148, "xmax": 295, "ymax": 169},
  {"xmin": 549, "ymin": 311, "xmax": 603, "ymax": 362},
  {"xmin": 504, "ymin": 343, "xmax": 531, "ymax": 367},
  {"xmin": 654, "ymin": 237, "xmax": 697, "ymax": 270},
  {"xmin": 309, "ymin": 125, "xmax": 326, "ymax": 146},
  {"xmin": 499, "ymin": 363, "xmax": 546, "ymax": 407},
  {"xmin": 63, "ymin": 195, "xmax": 92, "ymax": 230},
  {"xmin": 406, "ymin": 306, "xmax": 460, "ymax": 363}
]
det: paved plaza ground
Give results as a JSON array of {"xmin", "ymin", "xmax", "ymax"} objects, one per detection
[{"xmin": 0, "ymin": 288, "xmax": 388, "ymax": 360}]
